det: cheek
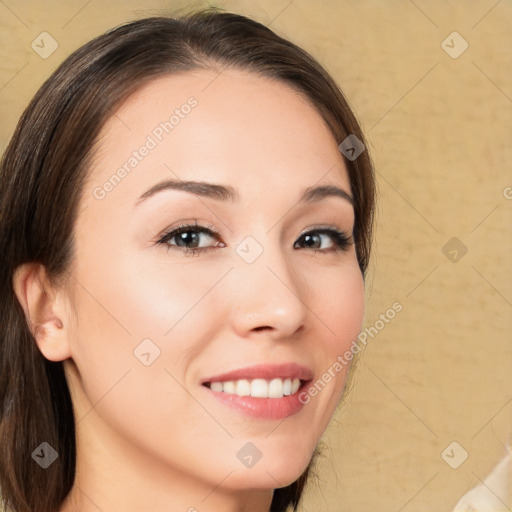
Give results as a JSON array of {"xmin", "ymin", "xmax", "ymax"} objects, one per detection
[
  {"xmin": 106, "ymin": 247, "xmax": 231, "ymax": 338},
  {"xmin": 310, "ymin": 261, "xmax": 365, "ymax": 351},
  {"xmin": 67, "ymin": 243, "xmax": 229, "ymax": 402},
  {"xmin": 71, "ymin": 236, "xmax": 224, "ymax": 343},
  {"xmin": 66, "ymin": 257, "xmax": 217, "ymax": 470},
  {"xmin": 300, "ymin": 261, "xmax": 365, "ymax": 418}
]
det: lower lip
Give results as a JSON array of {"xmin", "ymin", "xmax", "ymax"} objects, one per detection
[{"xmin": 202, "ymin": 381, "xmax": 312, "ymax": 420}]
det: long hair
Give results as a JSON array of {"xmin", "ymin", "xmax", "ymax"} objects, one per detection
[{"xmin": 0, "ymin": 8, "xmax": 375, "ymax": 512}]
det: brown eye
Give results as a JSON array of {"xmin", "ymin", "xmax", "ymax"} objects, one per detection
[
  {"xmin": 294, "ymin": 228, "xmax": 352, "ymax": 253},
  {"xmin": 157, "ymin": 223, "xmax": 224, "ymax": 256}
]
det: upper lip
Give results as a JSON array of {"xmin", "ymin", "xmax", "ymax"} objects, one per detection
[{"xmin": 201, "ymin": 362, "xmax": 313, "ymax": 384}]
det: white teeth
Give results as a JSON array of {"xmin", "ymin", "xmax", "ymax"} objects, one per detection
[
  {"xmin": 207, "ymin": 378, "xmax": 302, "ymax": 398},
  {"xmin": 268, "ymin": 378, "xmax": 283, "ymax": 398},
  {"xmin": 235, "ymin": 379, "xmax": 251, "ymax": 397},
  {"xmin": 283, "ymin": 378, "xmax": 292, "ymax": 396},
  {"xmin": 251, "ymin": 379, "xmax": 268, "ymax": 398},
  {"xmin": 210, "ymin": 381, "xmax": 223, "ymax": 392},
  {"xmin": 223, "ymin": 381, "xmax": 236, "ymax": 394}
]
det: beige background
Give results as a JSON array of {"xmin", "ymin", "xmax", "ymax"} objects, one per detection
[{"xmin": 1, "ymin": 1, "xmax": 511, "ymax": 510}]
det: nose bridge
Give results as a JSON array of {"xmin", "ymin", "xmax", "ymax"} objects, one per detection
[{"xmin": 228, "ymin": 231, "xmax": 308, "ymax": 338}]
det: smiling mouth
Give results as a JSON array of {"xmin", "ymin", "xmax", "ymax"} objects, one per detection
[{"xmin": 202, "ymin": 378, "xmax": 309, "ymax": 399}]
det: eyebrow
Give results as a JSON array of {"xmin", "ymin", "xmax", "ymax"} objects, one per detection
[{"xmin": 133, "ymin": 179, "xmax": 354, "ymax": 208}]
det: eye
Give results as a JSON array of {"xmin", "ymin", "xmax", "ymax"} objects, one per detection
[
  {"xmin": 293, "ymin": 227, "xmax": 353, "ymax": 254},
  {"xmin": 157, "ymin": 222, "xmax": 225, "ymax": 256},
  {"xmin": 156, "ymin": 222, "xmax": 353, "ymax": 257}
]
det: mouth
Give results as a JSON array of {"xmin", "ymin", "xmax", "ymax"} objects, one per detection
[
  {"xmin": 200, "ymin": 361, "xmax": 315, "ymax": 420},
  {"xmin": 202, "ymin": 377, "xmax": 310, "ymax": 398}
]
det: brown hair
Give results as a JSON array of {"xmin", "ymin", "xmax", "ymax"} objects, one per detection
[{"xmin": 0, "ymin": 8, "xmax": 375, "ymax": 512}]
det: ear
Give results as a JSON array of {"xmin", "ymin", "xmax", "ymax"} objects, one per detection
[{"xmin": 12, "ymin": 263, "xmax": 72, "ymax": 361}]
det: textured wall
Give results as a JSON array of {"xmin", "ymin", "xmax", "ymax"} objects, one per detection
[{"xmin": 1, "ymin": 1, "xmax": 510, "ymax": 510}]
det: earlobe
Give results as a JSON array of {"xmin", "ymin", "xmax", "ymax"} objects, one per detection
[{"xmin": 12, "ymin": 263, "xmax": 72, "ymax": 362}]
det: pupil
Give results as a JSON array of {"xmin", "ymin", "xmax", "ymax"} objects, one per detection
[
  {"xmin": 179, "ymin": 232, "xmax": 199, "ymax": 248},
  {"xmin": 304, "ymin": 234, "xmax": 320, "ymax": 248}
]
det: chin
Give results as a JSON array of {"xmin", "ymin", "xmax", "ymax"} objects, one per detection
[{"xmin": 224, "ymin": 448, "xmax": 313, "ymax": 490}]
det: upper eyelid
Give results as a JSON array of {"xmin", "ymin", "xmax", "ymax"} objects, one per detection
[
  {"xmin": 161, "ymin": 222, "xmax": 216, "ymax": 236},
  {"xmin": 158, "ymin": 223, "xmax": 352, "ymax": 244},
  {"xmin": 157, "ymin": 223, "xmax": 218, "ymax": 244}
]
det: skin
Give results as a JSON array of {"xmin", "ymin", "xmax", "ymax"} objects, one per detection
[{"xmin": 13, "ymin": 69, "xmax": 364, "ymax": 512}]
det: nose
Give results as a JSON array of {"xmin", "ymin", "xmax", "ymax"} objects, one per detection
[{"xmin": 227, "ymin": 240, "xmax": 308, "ymax": 341}]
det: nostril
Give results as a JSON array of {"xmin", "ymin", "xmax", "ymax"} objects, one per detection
[{"xmin": 252, "ymin": 326, "xmax": 272, "ymax": 332}]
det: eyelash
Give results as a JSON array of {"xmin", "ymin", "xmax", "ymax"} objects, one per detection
[{"xmin": 156, "ymin": 221, "xmax": 353, "ymax": 257}]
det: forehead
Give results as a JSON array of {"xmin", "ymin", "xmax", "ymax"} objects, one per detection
[{"xmin": 82, "ymin": 68, "xmax": 350, "ymax": 213}]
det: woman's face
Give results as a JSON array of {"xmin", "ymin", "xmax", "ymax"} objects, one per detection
[{"xmin": 64, "ymin": 68, "xmax": 364, "ymax": 495}]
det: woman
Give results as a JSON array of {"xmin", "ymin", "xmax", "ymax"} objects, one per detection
[{"xmin": 0, "ymin": 8, "xmax": 375, "ymax": 512}]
